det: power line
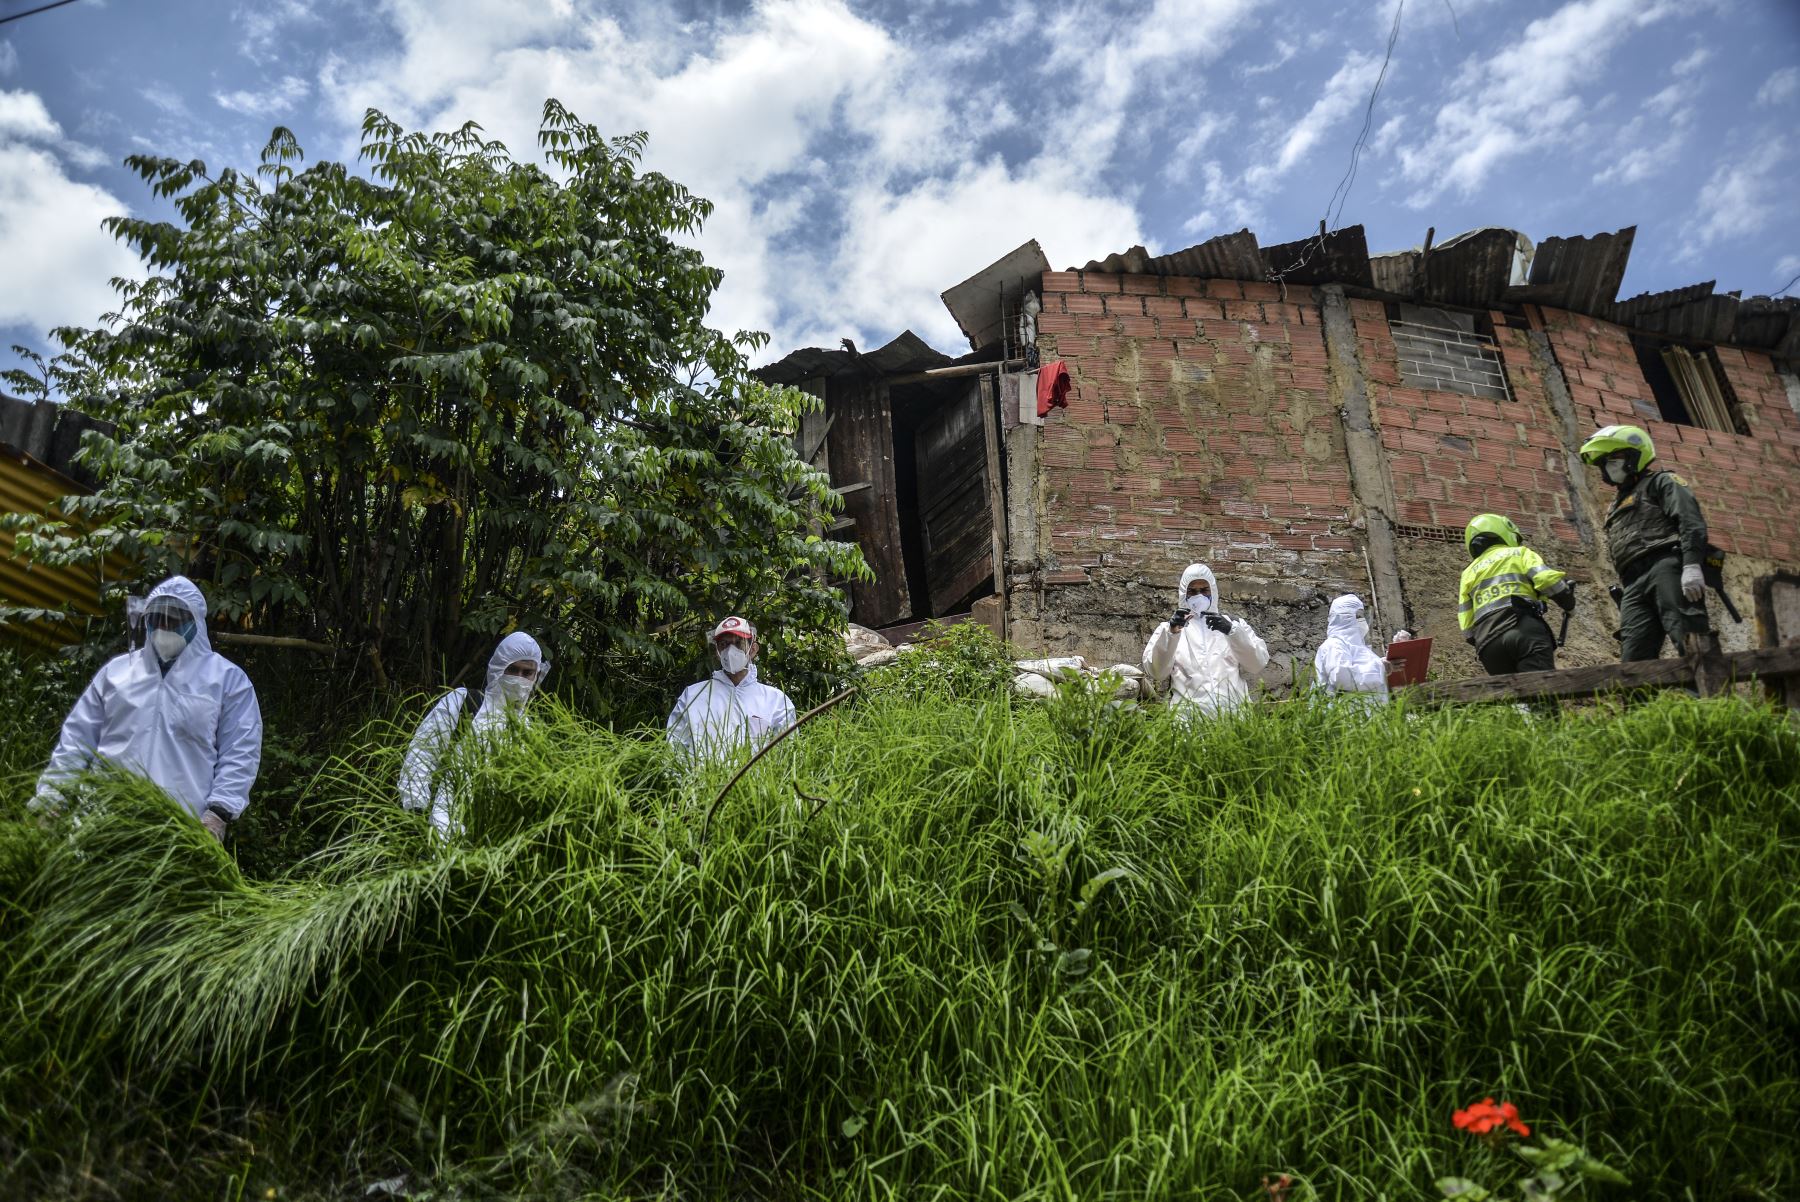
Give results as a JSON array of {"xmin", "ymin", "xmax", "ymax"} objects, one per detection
[
  {"xmin": 1324, "ymin": 0, "xmax": 1404, "ymax": 235},
  {"xmin": 1267, "ymin": 0, "xmax": 1406, "ymax": 284},
  {"xmin": 0, "ymin": 0, "xmax": 82, "ymax": 25},
  {"xmin": 1774, "ymin": 271, "xmax": 1800, "ymax": 298}
]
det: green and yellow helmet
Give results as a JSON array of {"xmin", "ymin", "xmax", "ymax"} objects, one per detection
[
  {"xmin": 1464, "ymin": 513, "xmax": 1522, "ymax": 557},
  {"xmin": 1579, "ymin": 424, "xmax": 1655, "ymax": 471}
]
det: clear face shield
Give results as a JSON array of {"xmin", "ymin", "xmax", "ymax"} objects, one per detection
[
  {"xmin": 715, "ymin": 635, "xmax": 753, "ymax": 674},
  {"xmin": 143, "ymin": 596, "xmax": 197, "ymax": 661}
]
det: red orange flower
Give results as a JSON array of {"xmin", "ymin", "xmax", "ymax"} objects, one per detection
[{"xmin": 1452, "ymin": 1097, "xmax": 1531, "ymax": 1138}]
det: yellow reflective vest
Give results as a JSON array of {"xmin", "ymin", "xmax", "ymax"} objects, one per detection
[{"xmin": 1457, "ymin": 545, "xmax": 1568, "ymax": 633}]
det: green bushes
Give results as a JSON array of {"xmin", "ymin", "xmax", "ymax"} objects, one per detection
[{"xmin": 3, "ymin": 693, "xmax": 1797, "ymax": 1200}]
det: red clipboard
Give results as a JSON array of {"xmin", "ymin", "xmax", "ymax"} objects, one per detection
[{"xmin": 1385, "ymin": 637, "xmax": 1433, "ymax": 688}]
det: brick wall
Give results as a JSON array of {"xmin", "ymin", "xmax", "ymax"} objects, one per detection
[
  {"xmin": 1538, "ymin": 308, "xmax": 1800, "ymax": 566},
  {"xmin": 1351, "ymin": 298, "xmax": 1582, "ymax": 549},
  {"xmin": 1009, "ymin": 273, "xmax": 1800, "ymax": 676},
  {"xmin": 1016, "ymin": 270, "xmax": 1365, "ymax": 671},
  {"xmin": 1033, "ymin": 270, "xmax": 1361, "ymax": 590}
]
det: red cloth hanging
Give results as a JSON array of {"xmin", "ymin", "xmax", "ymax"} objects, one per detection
[{"xmin": 1036, "ymin": 360, "xmax": 1071, "ymax": 417}]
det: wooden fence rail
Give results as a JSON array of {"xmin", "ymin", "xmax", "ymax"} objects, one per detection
[{"xmin": 1405, "ymin": 639, "xmax": 1800, "ymax": 707}]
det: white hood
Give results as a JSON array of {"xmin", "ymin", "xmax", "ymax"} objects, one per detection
[
  {"xmin": 1325, "ymin": 593, "xmax": 1369, "ymax": 647},
  {"xmin": 37, "ymin": 573, "xmax": 263, "ymax": 819},
  {"xmin": 1313, "ymin": 593, "xmax": 1388, "ymax": 701},
  {"xmin": 144, "ymin": 575, "xmax": 213, "ymax": 657},
  {"xmin": 484, "ymin": 631, "xmax": 546, "ymax": 692},
  {"xmin": 1178, "ymin": 563, "xmax": 1218, "ymax": 611},
  {"xmin": 1143, "ymin": 563, "xmax": 1268, "ymax": 715}
]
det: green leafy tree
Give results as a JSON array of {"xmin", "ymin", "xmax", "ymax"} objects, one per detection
[{"xmin": 2, "ymin": 101, "xmax": 864, "ymax": 707}]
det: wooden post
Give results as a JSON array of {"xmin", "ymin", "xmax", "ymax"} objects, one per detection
[
  {"xmin": 979, "ymin": 373, "xmax": 1008, "ymax": 639},
  {"xmin": 1685, "ymin": 630, "xmax": 1729, "ymax": 697}
]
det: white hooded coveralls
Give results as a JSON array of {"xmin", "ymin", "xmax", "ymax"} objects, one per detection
[
  {"xmin": 399, "ymin": 631, "xmax": 545, "ymax": 836},
  {"xmin": 1312, "ymin": 593, "xmax": 1389, "ymax": 703},
  {"xmin": 1141, "ymin": 563, "xmax": 1270, "ymax": 717},
  {"xmin": 36, "ymin": 575, "xmax": 263, "ymax": 819},
  {"xmin": 667, "ymin": 664, "xmax": 796, "ymax": 763}
]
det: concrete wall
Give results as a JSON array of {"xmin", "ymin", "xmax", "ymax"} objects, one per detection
[{"xmin": 1006, "ymin": 271, "xmax": 1800, "ymax": 684}]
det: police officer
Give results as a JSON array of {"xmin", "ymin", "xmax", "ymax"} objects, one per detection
[
  {"xmin": 1457, "ymin": 513, "xmax": 1574, "ymax": 675},
  {"xmin": 1578, "ymin": 425, "xmax": 1708, "ymax": 661}
]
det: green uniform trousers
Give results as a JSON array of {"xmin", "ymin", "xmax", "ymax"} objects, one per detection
[
  {"xmin": 1619, "ymin": 554, "xmax": 1708, "ymax": 662},
  {"xmin": 1474, "ymin": 612, "xmax": 1557, "ymax": 676}
]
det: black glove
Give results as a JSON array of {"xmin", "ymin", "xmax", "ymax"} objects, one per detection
[
  {"xmin": 1553, "ymin": 586, "xmax": 1576, "ymax": 614},
  {"xmin": 1169, "ymin": 608, "xmax": 1190, "ymax": 630},
  {"xmin": 1203, "ymin": 612, "xmax": 1233, "ymax": 634}
]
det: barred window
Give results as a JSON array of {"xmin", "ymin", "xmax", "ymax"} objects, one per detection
[{"xmin": 1389, "ymin": 304, "xmax": 1511, "ymax": 402}]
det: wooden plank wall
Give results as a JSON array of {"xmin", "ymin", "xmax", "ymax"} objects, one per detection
[
  {"xmin": 827, "ymin": 375, "xmax": 912, "ymax": 627},
  {"xmin": 914, "ymin": 382, "xmax": 994, "ymax": 616}
]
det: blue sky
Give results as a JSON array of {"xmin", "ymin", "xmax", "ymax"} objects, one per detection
[{"xmin": 2, "ymin": 0, "xmax": 1797, "ymax": 386}]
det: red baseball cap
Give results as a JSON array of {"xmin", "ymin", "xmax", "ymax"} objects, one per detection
[{"xmin": 708, "ymin": 616, "xmax": 756, "ymax": 643}]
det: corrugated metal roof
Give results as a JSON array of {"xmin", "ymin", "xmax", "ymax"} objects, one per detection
[
  {"xmin": 1078, "ymin": 229, "xmax": 1265, "ymax": 279},
  {"xmin": 754, "ymin": 330, "xmax": 952, "ymax": 387},
  {"xmin": 1260, "ymin": 225, "xmax": 1374, "ymax": 287},
  {"xmin": 941, "ymin": 240, "xmax": 1051, "ymax": 352},
  {"xmin": 1523, "ymin": 227, "xmax": 1635, "ymax": 314},
  {"xmin": 1626, "ymin": 293, "xmax": 1742, "ymax": 344},
  {"xmin": 1369, "ymin": 228, "xmax": 1533, "ymax": 309},
  {"xmin": 1609, "ymin": 281, "xmax": 1715, "ymax": 326},
  {"xmin": 0, "ymin": 442, "xmax": 134, "ymax": 649}
]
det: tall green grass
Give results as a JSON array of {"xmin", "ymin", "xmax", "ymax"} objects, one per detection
[{"xmin": 3, "ymin": 689, "xmax": 1797, "ymax": 1200}]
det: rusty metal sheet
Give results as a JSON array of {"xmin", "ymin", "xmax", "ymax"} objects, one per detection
[
  {"xmin": 754, "ymin": 330, "xmax": 951, "ymax": 387},
  {"xmin": 1423, "ymin": 228, "xmax": 1531, "ymax": 308},
  {"xmin": 1628, "ymin": 294, "xmax": 1741, "ymax": 343},
  {"xmin": 1525, "ymin": 227, "xmax": 1635, "ymax": 313},
  {"xmin": 1260, "ymin": 225, "xmax": 1373, "ymax": 287},
  {"xmin": 1609, "ymin": 281, "xmax": 1716, "ymax": 327},
  {"xmin": 1078, "ymin": 229, "xmax": 1264, "ymax": 280},
  {"xmin": 941, "ymin": 240, "xmax": 1051, "ymax": 352},
  {"xmin": 1729, "ymin": 297, "xmax": 1800, "ymax": 351}
]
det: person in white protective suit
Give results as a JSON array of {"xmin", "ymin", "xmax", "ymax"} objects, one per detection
[
  {"xmin": 667, "ymin": 616, "xmax": 796, "ymax": 763},
  {"xmin": 1311, "ymin": 593, "xmax": 1393, "ymax": 706},
  {"xmin": 399, "ymin": 631, "xmax": 547, "ymax": 838},
  {"xmin": 1141, "ymin": 562, "xmax": 1270, "ymax": 716},
  {"xmin": 34, "ymin": 575, "xmax": 263, "ymax": 841}
]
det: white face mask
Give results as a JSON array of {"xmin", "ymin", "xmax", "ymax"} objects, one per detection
[
  {"xmin": 718, "ymin": 644, "xmax": 751, "ymax": 674},
  {"xmin": 496, "ymin": 674, "xmax": 534, "ymax": 705},
  {"xmin": 1356, "ymin": 617, "xmax": 1370, "ymax": 640},
  {"xmin": 1602, "ymin": 458, "xmax": 1630, "ymax": 485},
  {"xmin": 150, "ymin": 629, "xmax": 188, "ymax": 662},
  {"xmin": 1184, "ymin": 592, "xmax": 1212, "ymax": 615}
]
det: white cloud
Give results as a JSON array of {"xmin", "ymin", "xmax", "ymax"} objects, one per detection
[
  {"xmin": 1395, "ymin": 0, "xmax": 1680, "ymax": 204},
  {"xmin": 1757, "ymin": 66, "xmax": 1800, "ymax": 107},
  {"xmin": 0, "ymin": 92, "xmax": 140, "ymax": 337},
  {"xmin": 1038, "ymin": 0, "xmax": 1261, "ymax": 176},
  {"xmin": 0, "ymin": 89, "xmax": 60, "ymax": 141},
  {"xmin": 1247, "ymin": 52, "xmax": 1381, "ymax": 189},
  {"xmin": 1241, "ymin": 39, "xmax": 1296, "ymax": 77},
  {"xmin": 1593, "ymin": 145, "xmax": 1656, "ymax": 186},
  {"xmin": 1681, "ymin": 139, "xmax": 1790, "ymax": 250},
  {"xmin": 0, "ymin": 88, "xmax": 106, "ymax": 168},
  {"xmin": 235, "ymin": 0, "xmax": 321, "ymax": 65},
  {"xmin": 1162, "ymin": 113, "xmax": 1228, "ymax": 184},
  {"xmin": 1644, "ymin": 83, "xmax": 1684, "ymax": 116},
  {"xmin": 0, "ymin": 39, "xmax": 18, "ymax": 76},
  {"xmin": 139, "ymin": 83, "xmax": 191, "ymax": 118},
  {"xmin": 317, "ymin": 0, "xmax": 1154, "ymax": 354},
  {"xmin": 1670, "ymin": 44, "xmax": 1712, "ymax": 76},
  {"xmin": 214, "ymin": 75, "xmax": 312, "ymax": 117}
]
